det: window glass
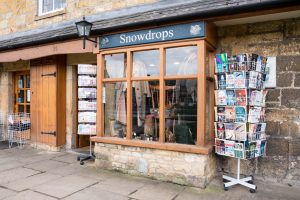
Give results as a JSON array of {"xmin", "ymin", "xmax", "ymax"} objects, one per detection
[
  {"xmin": 166, "ymin": 46, "xmax": 197, "ymax": 76},
  {"xmin": 40, "ymin": 0, "xmax": 66, "ymax": 15},
  {"xmin": 18, "ymin": 75, "xmax": 24, "ymax": 88},
  {"xmin": 104, "ymin": 82, "xmax": 127, "ymax": 138},
  {"xmin": 104, "ymin": 53, "xmax": 126, "ymax": 78},
  {"xmin": 164, "ymin": 79, "xmax": 197, "ymax": 145},
  {"xmin": 18, "ymin": 90, "xmax": 25, "ymax": 103},
  {"xmin": 132, "ymin": 50, "xmax": 160, "ymax": 77},
  {"xmin": 132, "ymin": 81, "xmax": 159, "ymax": 141},
  {"xmin": 26, "ymin": 74, "xmax": 30, "ymax": 88}
]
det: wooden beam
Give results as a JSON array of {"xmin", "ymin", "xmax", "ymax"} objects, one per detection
[
  {"xmin": 159, "ymin": 47, "xmax": 165, "ymax": 143},
  {"xmin": 197, "ymin": 40, "xmax": 206, "ymax": 146},
  {"xmin": 91, "ymin": 136, "xmax": 213, "ymax": 155},
  {"xmin": 96, "ymin": 53, "xmax": 104, "ymax": 137},
  {"xmin": 126, "ymin": 51, "xmax": 132, "ymax": 140},
  {"xmin": 0, "ymin": 39, "xmax": 96, "ymax": 63}
]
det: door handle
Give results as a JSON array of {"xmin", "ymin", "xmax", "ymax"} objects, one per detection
[
  {"xmin": 41, "ymin": 131, "xmax": 56, "ymax": 136},
  {"xmin": 41, "ymin": 72, "xmax": 56, "ymax": 77}
]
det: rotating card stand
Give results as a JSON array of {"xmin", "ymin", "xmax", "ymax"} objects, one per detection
[
  {"xmin": 214, "ymin": 56, "xmax": 268, "ymax": 193},
  {"xmin": 77, "ymin": 64, "xmax": 97, "ymax": 165}
]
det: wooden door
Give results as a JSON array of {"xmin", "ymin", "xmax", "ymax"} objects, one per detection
[{"xmin": 30, "ymin": 56, "xmax": 66, "ymax": 147}]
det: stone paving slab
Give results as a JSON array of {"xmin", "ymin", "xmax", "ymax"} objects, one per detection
[
  {"xmin": 129, "ymin": 182, "xmax": 185, "ymax": 200},
  {"xmin": 32, "ymin": 175, "xmax": 98, "ymax": 198},
  {"xmin": 92, "ymin": 176, "xmax": 146, "ymax": 196},
  {"xmin": 47, "ymin": 164, "xmax": 83, "ymax": 176},
  {"xmin": 51, "ymin": 154, "xmax": 78, "ymax": 164},
  {"xmin": 0, "ymin": 167, "xmax": 40, "ymax": 185},
  {"xmin": 0, "ymin": 161, "xmax": 23, "ymax": 172},
  {"xmin": 4, "ymin": 173, "xmax": 61, "ymax": 192},
  {"xmin": 64, "ymin": 186, "xmax": 129, "ymax": 200},
  {"xmin": 0, "ymin": 187, "xmax": 16, "ymax": 199},
  {"xmin": 24, "ymin": 159, "xmax": 68, "ymax": 172},
  {"xmin": 4, "ymin": 190, "xmax": 57, "ymax": 200}
]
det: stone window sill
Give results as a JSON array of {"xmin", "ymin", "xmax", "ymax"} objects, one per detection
[
  {"xmin": 35, "ymin": 8, "xmax": 66, "ymax": 21},
  {"xmin": 91, "ymin": 136, "xmax": 213, "ymax": 154}
]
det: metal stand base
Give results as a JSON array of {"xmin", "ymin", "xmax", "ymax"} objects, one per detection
[
  {"xmin": 77, "ymin": 153, "xmax": 95, "ymax": 165},
  {"xmin": 77, "ymin": 136, "xmax": 95, "ymax": 165},
  {"xmin": 223, "ymin": 158, "xmax": 257, "ymax": 193}
]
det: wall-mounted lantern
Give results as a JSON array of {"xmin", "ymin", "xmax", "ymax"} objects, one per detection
[{"xmin": 75, "ymin": 16, "xmax": 97, "ymax": 49}]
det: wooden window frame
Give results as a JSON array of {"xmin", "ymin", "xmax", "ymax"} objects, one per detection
[
  {"xmin": 14, "ymin": 71, "xmax": 30, "ymax": 114},
  {"xmin": 93, "ymin": 39, "xmax": 215, "ymax": 154}
]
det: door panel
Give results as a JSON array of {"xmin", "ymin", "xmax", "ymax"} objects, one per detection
[{"xmin": 31, "ymin": 56, "xmax": 61, "ymax": 146}]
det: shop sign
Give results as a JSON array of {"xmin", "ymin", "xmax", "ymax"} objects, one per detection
[{"xmin": 99, "ymin": 21, "xmax": 205, "ymax": 49}]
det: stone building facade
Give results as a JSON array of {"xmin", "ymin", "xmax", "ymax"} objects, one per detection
[
  {"xmin": 217, "ymin": 18, "xmax": 300, "ymax": 185},
  {"xmin": 0, "ymin": 0, "xmax": 156, "ymax": 35},
  {"xmin": 0, "ymin": 0, "xmax": 299, "ymax": 188}
]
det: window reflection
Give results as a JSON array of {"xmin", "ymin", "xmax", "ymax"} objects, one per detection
[
  {"xmin": 104, "ymin": 53, "xmax": 126, "ymax": 78},
  {"xmin": 164, "ymin": 79, "xmax": 197, "ymax": 145},
  {"xmin": 104, "ymin": 82, "xmax": 127, "ymax": 138},
  {"xmin": 133, "ymin": 50, "xmax": 160, "ymax": 77},
  {"xmin": 132, "ymin": 81, "xmax": 159, "ymax": 141},
  {"xmin": 166, "ymin": 46, "xmax": 197, "ymax": 76}
]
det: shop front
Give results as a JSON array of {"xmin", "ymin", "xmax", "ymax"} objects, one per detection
[{"xmin": 92, "ymin": 21, "xmax": 217, "ymax": 187}]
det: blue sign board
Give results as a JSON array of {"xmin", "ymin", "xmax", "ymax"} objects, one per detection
[{"xmin": 99, "ymin": 21, "xmax": 205, "ymax": 49}]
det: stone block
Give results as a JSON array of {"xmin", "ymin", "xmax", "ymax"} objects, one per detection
[
  {"xmin": 217, "ymin": 24, "xmax": 248, "ymax": 37},
  {"xmin": 265, "ymin": 108, "xmax": 299, "ymax": 121},
  {"xmin": 277, "ymin": 56, "xmax": 300, "ymax": 72},
  {"xmin": 266, "ymin": 89, "xmax": 280, "ymax": 102},
  {"xmin": 289, "ymin": 139, "xmax": 300, "ymax": 156},
  {"xmin": 281, "ymin": 89, "xmax": 300, "ymax": 109},
  {"xmin": 276, "ymin": 73, "xmax": 293, "ymax": 87},
  {"xmin": 284, "ymin": 18, "xmax": 300, "ymax": 38},
  {"xmin": 279, "ymin": 40, "xmax": 300, "ymax": 56},
  {"xmin": 248, "ymin": 20, "xmax": 283, "ymax": 34},
  {"xmin": 295, "ymin": 74, "xmax": 300, "ymax": 87},
  {"xmin": 247, "ymin": 42, "xmax": 279, "ymax": 57},
  {"xmin": 266, "ymin": 121, "xmax": 280, "ymax": 135},
  {"xmin": 266, "ymin": 138, "xmax": 289, "ymax": 157},
  {"xmin": 279, "ymin": 121, "xmax": 300, "ymax": 137},
  {"xmin": 256, "ymin": 156, "xmax": 289, "ymax": 181}
]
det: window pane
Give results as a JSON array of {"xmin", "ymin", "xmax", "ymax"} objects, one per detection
[
  {"xmin": 26, "ymin": 105, "xmax": 30, "ymax": 113},
  {"xmin": 166, "ymin": 46, "xmax": 197, "ymax": 76},
  {"xmin": 133, "ymin": 50, "xmax": 160, "ymax": 77},
  {"xmin": 18, "ymin": 75, "xmax": 24, "ymax": 88},
  {"xmin": 25, "ymin": 74, "xmax": 30, "ymax": 88},
  {"xmin": 104, "ymin": 53, "xmax": 126, "ymax": 78},
  {"xmin": 17, "ymin": 90, "xmax": 25, "ymax": 103},
  {"xmin": 18, "ymin": 105, "xmax": 24, "ymax": 113},
  {"xmin": 132, "ymin": 80, "xmax": 159, "ymax": 141},
  {"xmin": 164, "ymin": 79, "xmax": 197, "ymax": 145},
  {"xmin": 104, "ymin": 82, "xmax": 127, "ymax": 138},
  {"xmin": 54, "ymin": 0, "xmax": 66, "ymax": 10},
  {"xmin": 42, "ymin": 0, "xmax": 53, "ymax": 13}
]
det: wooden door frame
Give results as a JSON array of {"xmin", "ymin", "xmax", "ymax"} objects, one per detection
[{"xmin": 14, "ymin": 70, "xmax": 30, "ymax": 114}]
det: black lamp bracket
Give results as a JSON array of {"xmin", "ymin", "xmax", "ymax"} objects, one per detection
[{"xmin": 83, "ymin": 36, "xmax": 97, "ymax": 49}]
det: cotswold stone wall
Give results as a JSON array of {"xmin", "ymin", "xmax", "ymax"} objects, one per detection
[
  {"xmin": 94, "ymin": 143, "xmax": 216, "ymax": 188},
  {"xmin": 217, "ymin": 18, "xmax": 300, "ymax": 185},
  {"xmin": 0, "ymin": 0, "xmax": 156, "ymax": 35}
]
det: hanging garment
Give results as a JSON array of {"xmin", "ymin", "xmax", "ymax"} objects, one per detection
[
  {"xmin": 132, "ymin": 60, "xmax": 151, "ymax": 126},
  {"xmin": 115, "ymin": 82, "xmax": 127, "ymax": 124}
]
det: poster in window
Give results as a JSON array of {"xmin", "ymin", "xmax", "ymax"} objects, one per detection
[{"xmin": 27, "ymin": 90, "xmax": 30, "ymax": 103}]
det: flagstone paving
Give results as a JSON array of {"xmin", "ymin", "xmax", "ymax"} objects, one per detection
[{"xmin": 0, "ymin": 146, "xmax": 298, "ymax": 200}]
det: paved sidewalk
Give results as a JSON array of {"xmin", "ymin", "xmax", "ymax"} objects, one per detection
[{"xmin": 0, "ymin": 147, "xmax": 298, "ymax": 200}]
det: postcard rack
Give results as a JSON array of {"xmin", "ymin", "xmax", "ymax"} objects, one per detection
[
  {"xmin": 77, "ymin": 64, "xmax": 97, "ymax": 165},
  {"xmin": 214, "ymin": 53, "xmax": 268, "ymax": 193}
]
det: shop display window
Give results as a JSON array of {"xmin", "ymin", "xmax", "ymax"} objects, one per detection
[{"xmin": 98, "ymin": 40, "xmax": 215, "ymax": 151}]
